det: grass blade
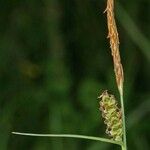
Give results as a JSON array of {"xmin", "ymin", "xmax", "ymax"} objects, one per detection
[{"xmin": 12, "ymin": 132, "xmax": 123, "ymax": 146}]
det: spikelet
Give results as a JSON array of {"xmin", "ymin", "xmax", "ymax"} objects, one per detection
[
  {"xmin": 104, "ymin": 0, "xmax": 124, "ymax": 95},
  {"xmin": 98, "ymin": 91, "xmax": 123, "ymax": 141}
]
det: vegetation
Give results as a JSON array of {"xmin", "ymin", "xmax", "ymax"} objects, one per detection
[{"xmin": 0, "ymin": 0, "xmax": 150, "ymax": 150}]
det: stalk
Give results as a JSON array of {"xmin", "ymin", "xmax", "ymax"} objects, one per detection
[
  {"xmin": 121, "ymin": 145, "xmax": 125, "ymax": 150},
  {"xmin": 120, "ymin": 90, "xmax": 127, "ymax": 150}
]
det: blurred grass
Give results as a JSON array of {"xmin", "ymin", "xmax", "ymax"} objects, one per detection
[{"xmin": 0, "ymin": 0, "xmax": 149, "ymax": 150}]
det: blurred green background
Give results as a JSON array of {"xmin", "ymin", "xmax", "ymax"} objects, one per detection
[{"xmin": 0, "ymin": 0, "xmax": 150, "ymax": 150}]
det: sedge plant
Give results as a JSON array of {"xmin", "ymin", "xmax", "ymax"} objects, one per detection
[{"xmin": 12, "ymin": 0, "xmax": 127, "ymax": 150}]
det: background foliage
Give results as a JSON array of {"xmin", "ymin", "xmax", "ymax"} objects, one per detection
[{"xmin": 0, "ymin": 0, "xmax": 150, "ymax": 149}]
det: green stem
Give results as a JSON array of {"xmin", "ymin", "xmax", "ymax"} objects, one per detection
[
  {"xmin": 12, "ymin": 132, "xmax": 123, "ymax": 146},
  {"xmin": 120, "ymin": 90, "xmax": 127, "ymax": 150},
  {"xmin": 121, "ymin": 145, "xmax": 125, "ymax": 150}
]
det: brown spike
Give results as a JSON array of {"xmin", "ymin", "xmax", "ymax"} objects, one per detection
[{"xmin": 105, "ymin": 0, "xmax": 124, "ymax": 95}]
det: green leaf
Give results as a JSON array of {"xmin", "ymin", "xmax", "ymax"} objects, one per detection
[{"xmin": 12, "ymin": 132, "xmax": 123, "ymax": 146}]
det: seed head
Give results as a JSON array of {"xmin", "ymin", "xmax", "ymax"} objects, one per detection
[{"xmin": 98, "ymin": 90, "xmax": 123, "ymax": 141}]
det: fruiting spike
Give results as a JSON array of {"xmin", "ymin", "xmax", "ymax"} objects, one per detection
[{"xmin": 98, "ymin": 91, "xmax": 123, "ymax": 141}]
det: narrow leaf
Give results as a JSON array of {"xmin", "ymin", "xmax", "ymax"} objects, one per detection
[{"xmin": 12, "ymin": 132, "xmax": 123, "ymax": 146}]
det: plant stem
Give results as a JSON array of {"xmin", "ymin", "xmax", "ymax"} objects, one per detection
[
  {"xmin": 121, "ymin": 145, "xmax": 125, "ymax": 150},
  {"xmin": 12, "ymin": 132, "xmax": 123, "ymax": 146},
  {"xmin": 120, "ymin": 90, "xmax": 127, "ymax": 150}
]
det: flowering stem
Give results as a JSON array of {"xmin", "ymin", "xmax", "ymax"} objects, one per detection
[
  {"xmin": 121, "ymin": 145, "xmax": 125, "ymax": 150},
  {"xmin": 120, "ymin": 90, "xmax": 127, "ymax": 150}
]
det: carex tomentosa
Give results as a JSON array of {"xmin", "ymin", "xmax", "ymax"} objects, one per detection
[{"xmin": 98, "ymin": 90, "xmax": 123, "ymax": 141}]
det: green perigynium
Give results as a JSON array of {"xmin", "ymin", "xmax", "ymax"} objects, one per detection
[{"xmin": 98, "ymin": 90, "xmax": 123, "ymax": 142}]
